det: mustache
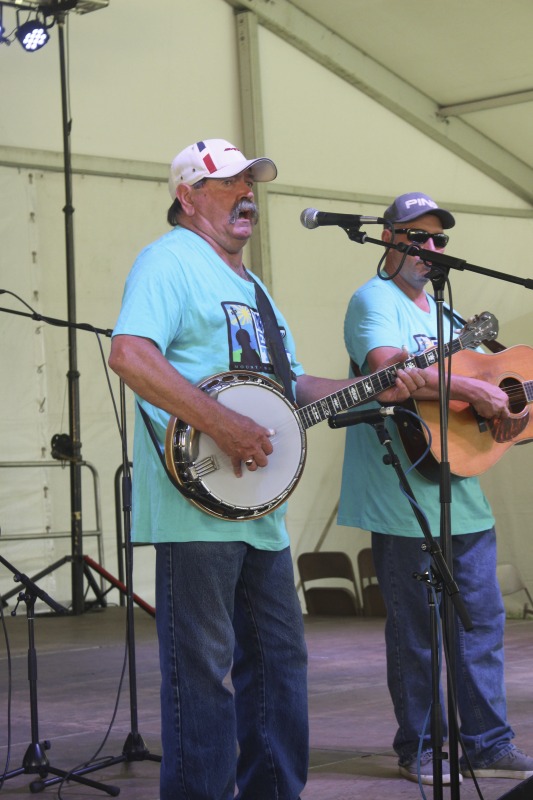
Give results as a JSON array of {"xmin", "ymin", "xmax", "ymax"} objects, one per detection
[{"xmin": 229, "ymin": 199, "xmax": 259, "ymax": 225}]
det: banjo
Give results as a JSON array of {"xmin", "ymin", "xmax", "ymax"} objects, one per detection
[{"xmin": 164, "ymin": 311, "xmax": 498, "ymax": 521}]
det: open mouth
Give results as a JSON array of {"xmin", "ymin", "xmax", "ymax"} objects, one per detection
[{"xmin": 229, "ymin": 201, "xmax": 258, "ymax": 225}]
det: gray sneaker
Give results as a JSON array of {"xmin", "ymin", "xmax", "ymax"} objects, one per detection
[
  {"xmin": 462, "ymin": 747, "xmax": 533, "ymax": 780},
  {"xmin": 399, "ymin": 750, "xmax": 463, "ymax": 785}
]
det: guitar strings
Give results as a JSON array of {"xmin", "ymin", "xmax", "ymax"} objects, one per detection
[{"xmin": 502, "ymin": 386, "xmax": 528, "ymax": 401}]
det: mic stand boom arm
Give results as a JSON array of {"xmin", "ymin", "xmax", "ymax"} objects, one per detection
[
  {"xmin": 343, "ymin": 226, "xmax": 533, "ymax": 290},
  {"xmin": 0, "ymin": 302, "xmax": 113, "ymax": 338}
]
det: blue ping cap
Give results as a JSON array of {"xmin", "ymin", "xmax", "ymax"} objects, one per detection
[{"xmin": 384, "ymin": 192, "xmax": 455, "ymax": 229}]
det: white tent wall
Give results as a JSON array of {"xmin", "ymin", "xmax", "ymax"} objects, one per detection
[
  {"xmin": 0, "ymin": 0, "xmax": 246, "ymax": 607},
  {"xmin": 0, "ymin": 0, "xmax": 532, "ymax": 610},
  {"xmin": 260, "ymin": 27, "xmax": 533, "ymax": 599}
]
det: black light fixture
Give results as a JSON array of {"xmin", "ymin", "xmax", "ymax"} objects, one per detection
[
  {"xmin": 0, "ymin": 4, "xmax": 10, "ymax": 45},
  {"xmin": 0, "ymin": 1, "xmax": 109, "ymax": 50},
  {"xmin": 15, "ymin": 13, "xmax": 50, "ymax": 51}
]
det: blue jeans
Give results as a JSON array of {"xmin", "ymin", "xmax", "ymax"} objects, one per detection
[
  {"xmin": 372, "ymin": 528, "xmax": 515, "ymax": 768},
  {"xmin": 155, "ymin": 541, "xmax": 309, "ymax": 800}
]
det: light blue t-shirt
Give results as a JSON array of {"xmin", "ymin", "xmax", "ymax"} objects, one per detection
[
  {"xmin": 337, "ymin": 274, "xmax": 494, "ymax": 537},
  {"xmin": 112, "ymin": 226, "xmax": 305, "ymax": 547}
]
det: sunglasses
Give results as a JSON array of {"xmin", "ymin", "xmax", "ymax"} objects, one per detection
[{"xmin": 394, "ymin": 228, "xmax": 449, "ymax": 249}]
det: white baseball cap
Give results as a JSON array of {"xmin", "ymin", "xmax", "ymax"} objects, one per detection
[{"xmin": 168, "ymin": 138, "xmax": 277, "ymax": 198}]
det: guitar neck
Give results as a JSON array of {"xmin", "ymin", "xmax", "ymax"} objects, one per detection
[{"xmin": 296, "ymin": 338, "xmax": 465, "ymax": 431}]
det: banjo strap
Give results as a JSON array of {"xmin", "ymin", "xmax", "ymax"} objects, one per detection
[
  {"xmin": 249, "ymin": 275, "xmax": 296, "ymax": 403},
  {"xmin": 135, "ymin": 274, "xmax": 295, "ymax": 509}
]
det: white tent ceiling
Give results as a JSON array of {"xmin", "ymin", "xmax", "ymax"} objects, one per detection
[{"xmin": 226, "ymin": 0, "xmax": 533, "ymax": 205}]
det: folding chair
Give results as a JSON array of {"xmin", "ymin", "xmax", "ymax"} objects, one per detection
[{"xmin": 297, "ymin": 551, "xmax": 361, "ymax": 616}]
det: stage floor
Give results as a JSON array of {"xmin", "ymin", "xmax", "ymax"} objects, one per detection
[{"xmin": 0, "ymin": 605, "xmax": 532, "ymax": 799}]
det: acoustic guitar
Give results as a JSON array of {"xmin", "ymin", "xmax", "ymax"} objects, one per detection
[{"xmin": 396, "ymin": 344, "xmax": 533, "ymax": 480}]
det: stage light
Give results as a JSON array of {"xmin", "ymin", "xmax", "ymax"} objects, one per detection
[{"xmin": 15, "ymin": 17, "xmax": 50, "ymax": 51}]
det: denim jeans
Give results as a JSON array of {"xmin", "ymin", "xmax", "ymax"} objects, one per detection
[
  {"xmin": 155, "ymin": 541, "xmax": 309, "ymax": 800},
  {"xmin": 372, "ymin": 528, "xmax": 515, "ymax": 768}
]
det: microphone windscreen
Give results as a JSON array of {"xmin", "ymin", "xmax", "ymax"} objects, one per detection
[{"xmin": 300, "ymin": 208, "xmax": 318, "ymax": 229}]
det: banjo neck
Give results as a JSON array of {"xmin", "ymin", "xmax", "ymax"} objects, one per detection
[{"xmin": 295, "ymin": 338, "xmax": 469, "ymax": 431}]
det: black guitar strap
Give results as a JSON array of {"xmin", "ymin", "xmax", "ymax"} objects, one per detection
[
  {"xmin": 443, "ymin": 305, "xmax": 507, "ymax": 353},
  {"xmin": 249, "ymin": 274, "xmax": 296, "ymax": 403},
  {"xmin": 350, "ymin": 358, "xmax": 362, "ymax": 378}
]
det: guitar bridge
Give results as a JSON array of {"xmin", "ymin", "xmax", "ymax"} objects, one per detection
[{"xmin": 189, "ymin": 455, "xmax": 219, "ymax": 480}]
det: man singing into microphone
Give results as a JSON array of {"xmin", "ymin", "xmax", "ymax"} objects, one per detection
[
  {"xmin": 338, "ymin": 192, "xmax": 533, "ymax": 786},
  {"xmin": 109, "ymin": 144, "xmax": 427, "ymax": 800}
]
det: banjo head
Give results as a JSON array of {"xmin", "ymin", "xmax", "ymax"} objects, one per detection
[{"xmin": 165, "ymin": 371, "xmax": 307, "ymax": 520}]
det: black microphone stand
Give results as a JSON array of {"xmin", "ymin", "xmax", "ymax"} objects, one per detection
[
  {"xmin": 111, "ymin": 381, "xmax": 161, "ymax": 766},
  {"xmin": 426, "ymin": 264, "xmax": 463, "ymax": 794},
  {"xmin": 0, "ymin": 554, "xmax": 119, "ymax": 796},
  {"xmin": 329, "ymin": 410, "xmax": 472, "ymax": 800},
  {"xmin": 0, "ymin": 306, "xmax": 162, "ymax": 790},
  {"xmin": 0, "ymin": 301, "xmax": 160, "ymax": 791},
  {"xmin": 33, "ymin": 382, "xmax": 162, "ymax": 792},
  {"xmin": 338, "ymin": 223, "xmax": 533, "ymax": 799}
]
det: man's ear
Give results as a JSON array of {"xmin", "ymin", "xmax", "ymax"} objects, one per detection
[
  {"xmin": 176, "ymin": 183, "xmax": 195, "ymax": 217},
  {"xmin": 382, "ymin": 227, "xmax": 393, "ymax": 244}
]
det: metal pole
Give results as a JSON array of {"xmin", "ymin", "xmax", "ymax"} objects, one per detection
[{"xmin": 57, "ymin": 10, "xmax": 84, "ymax": 614}]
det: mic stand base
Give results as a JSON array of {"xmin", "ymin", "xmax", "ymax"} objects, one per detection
[
  {"xmin": 31, "ymin": 381, "xmax": 162, "ymax": 792},
  {"xmin": 0, "ymin": 554, "xmax": 110, "ymax": 613},
  {"xmin": 0, "ymin": 571, "xmax": 119, "ymax": 797}
]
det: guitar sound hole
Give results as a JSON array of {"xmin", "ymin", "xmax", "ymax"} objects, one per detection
[{"xmin": 501, "ymin": 377, "xmax": 526, "ymax": 414}]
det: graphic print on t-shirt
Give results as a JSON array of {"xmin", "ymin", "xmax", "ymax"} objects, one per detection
[
  {"xmin": 413, "ymin": 333, "xmax": 437, "ymax": 353},
  {"xmin": 412, "ymin": 322, "xmax": 463, "ymax": 355},
  {"xmin": 222, "ymin": 301, "xmax": 284, "ymax": 373}
]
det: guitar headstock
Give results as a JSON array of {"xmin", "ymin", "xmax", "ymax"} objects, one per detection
[{"xmin": 460, "ymin": 311, "xmax": 499, "ymax": 347}]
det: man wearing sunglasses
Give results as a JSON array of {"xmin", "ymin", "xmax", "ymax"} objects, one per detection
[{"xmin": 338, "ymin": 192, "xmax": 533, "ymax": 786}]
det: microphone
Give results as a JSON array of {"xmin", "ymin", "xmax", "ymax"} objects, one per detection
[
  {"xmin": 300, "ymin": 207, "xmax": 385, "ymax": 230},
  {"xmin": 328, "ymin": 405, "xmax": 400, "ymax": 429}
]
